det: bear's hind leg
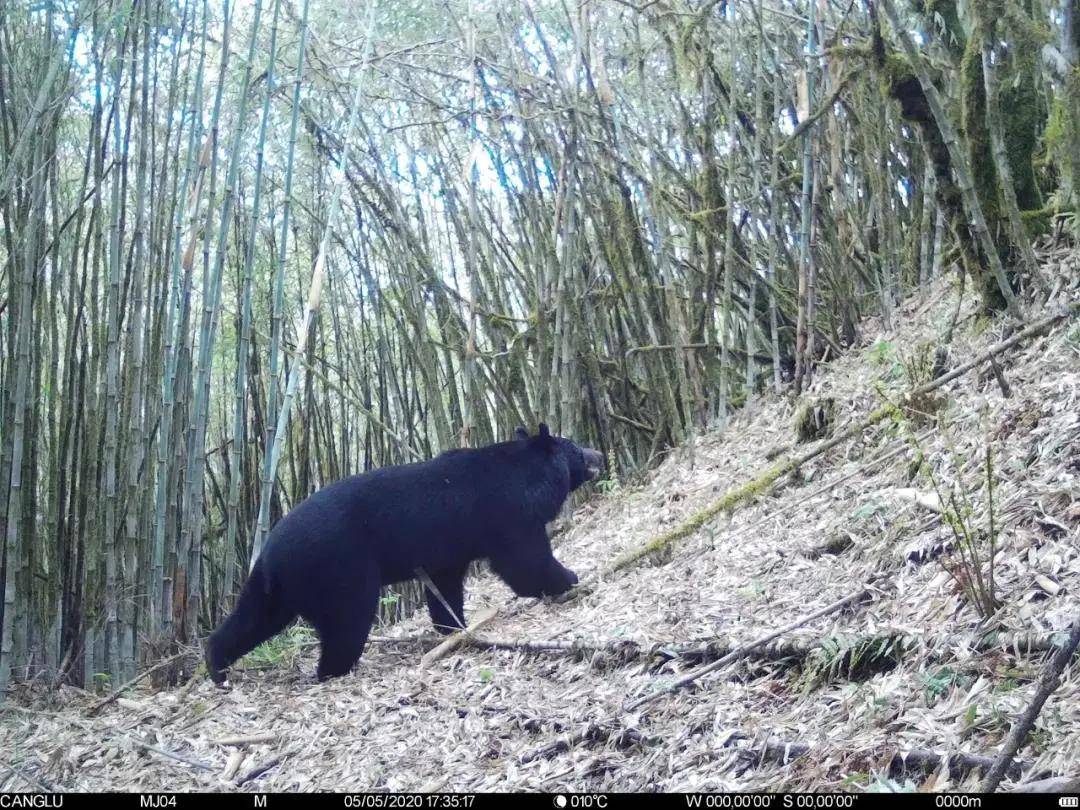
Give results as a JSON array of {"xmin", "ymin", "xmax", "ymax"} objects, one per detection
[
  {"xmin": 306, "ymin": 563, "xmax": 380, "ymax": 681},
  {"xmin": 423, "ymin": 565, "xmax": 467, "ymax": 635}
]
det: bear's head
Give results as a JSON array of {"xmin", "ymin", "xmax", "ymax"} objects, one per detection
[{"xmin": 514, "ymin": 423, "xmax": 604, "ymax": 491}]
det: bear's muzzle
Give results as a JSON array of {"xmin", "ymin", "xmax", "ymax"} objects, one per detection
[{"xmin": 583, "ymin": 448, "xmax": 605, "ymax": 480}]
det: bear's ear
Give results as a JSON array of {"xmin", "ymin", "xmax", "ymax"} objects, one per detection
[
  {"xmin": 529, "ymin": 422, "xmax": 556, "ymax": 452},
  {"xmin": 513, "ymin": 426, "xmax": 530, "ymax": 441}
]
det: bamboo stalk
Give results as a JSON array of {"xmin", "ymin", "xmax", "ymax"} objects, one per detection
[
  {"xmin": 878, "ymin": 0, "xmax": 1023, "ymax": 320},
  {"xmin": 250, "ymin": 0, "xmax": 379, "ymax": 568},
  {"xmin": 224, "ymin": 0, "xmax": 284, "ymax": 605},
  {"xmin": 153, "ymin": 0, "xmax": 209, "ymax": 636},
  {"xmin": 978, "ymin": 35, "xmax": 1047, "ymax": 296},
  {"xmin": 794, "ymin": 0, "xmax": 817, "ymax": 394},
  {"xmin": 181, "ymin": 0, "xmax": 266, "ymax": 635}
]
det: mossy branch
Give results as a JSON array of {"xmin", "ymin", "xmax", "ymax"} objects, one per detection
[
  {"xmin": 607, "ymin": 405, "xmax": 894, "ymax": 572},
  {"xmin": 610, "ymin": 304, "xmax": 1078, "ymax": 573},
  {"xmin": 786, "ymin": 71, "xmax": 857, "ymax": 144}
]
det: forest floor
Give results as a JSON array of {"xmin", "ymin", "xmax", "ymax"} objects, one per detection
[{"xmin": 3, "ymin": 246, "xmax": 1080, "ymax": 792}]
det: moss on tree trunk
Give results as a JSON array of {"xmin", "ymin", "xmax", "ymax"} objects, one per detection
[
  {"xmin": 1067, "ymin": 0, "xmax": 1080, "ymax": 216},
  {"xmin": 873, "ymin": 35, "xmax": 1007, "ymax": 311},
  {"xmin": 999, "ymin": 0, "xmax": 1046, "ymax": 211},
  {"xmin": 919, "ymin": 0, "xmax": 964, "ymax": 56},
  {"xmin": 1000, "ymin": 72, "xmax": 1043, "ymax": 211},
  {"xmin": 890, "ymin": 0, "xmax": 1043, "ymax": 312},
  {"xmin": 961, "ymin": 38, "xmax": 999, "ymax": 226}
]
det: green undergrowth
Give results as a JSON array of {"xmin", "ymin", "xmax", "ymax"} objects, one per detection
[
  {"xmin": 244, "ymin": 623, "xmax": 316, "ymax": 673},
  {"xmin": 793, "ymin": 397, "xmax": 836, "ymax": 443},
  {"xmin": 798, "ymin": 634, "xmax": 908, "ymax": 691}
]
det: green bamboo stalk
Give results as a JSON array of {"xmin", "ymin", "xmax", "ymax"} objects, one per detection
[
  {"xmin": 103, "ymin": 1, "xmax": 135, "ymax": 685},
  {"xmin": 118, "ymin": 0, "xmax": 156, "ymax": 681},
  {"xmin": 918, "ymin": 155, "xmax": 936, "ymax": 285},
  {"xmin": 767, "ymin": 45, "xmax": 783, "ymax": 395},
  {"xmin": 462, "ymin": 0, "xmax": 481, "ymax": 445},
  {"xmin": 224, "ymin": 0, "xmax": 283, "ymax": 603},
  {"xmin": 180, "ymin": 0, "xmax": 253, "ymax": 641},
  {"xmin": 252, "ymin": 0, "xmax": 312, "ymax": 561},
  {"xmin": 0, "ymin": 16, "xmax": 81, "ymax": 203},
  {"xmin": 152, "ymin": 0, "xmax": 204, "ymax": 635},
  {"xmin": 719, "ymin": 6, "xmax": 738, "ymax": 427},
  {"xmin": 250, "ymin": 0, "xmax": 378, "ymax": 568},
  {"xmin": 745, "ymin": 0, "xmax": 765, "ymax": 394},
  {"xmin": 1, "ymin": 137, "xmax": 43, "ymax": 701},
  {"xmin": 794, "ymin": 0, "xmax": 817, "ymax": 395},
  {"xmin": 878, "ymin": 0, "xmax": 1023, "ymax": 320}
]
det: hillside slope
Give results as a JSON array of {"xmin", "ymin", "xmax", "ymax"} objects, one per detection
[{"xmin": 3, "ymin": 250, "xmax": 1079, "ymax": 792}]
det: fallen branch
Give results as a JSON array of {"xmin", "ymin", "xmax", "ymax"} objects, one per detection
[
  {"xmin": 0, "ymin": 756, "xmax": 55, "ymax": 792},
  {"xmin": 625, "ymin": 583, "xmax": 879, "ymax": 711},
  {"xmin": 607, "ymin": 406, "xmax": 892, "ymax": 571},
  {"xmin": 886, "ymin": 746, "xmax": 1024, "ymax": 782},
  {"xmin": 373, "ymin": 626, "xmax": 1074, "ymax": 675},
  {"xmin": 87, "ymin": 652, "xmax": 187, "ymax": 716},
  {"xmin": 210, "ymin": 733, "xmax": 278, "ymax": 747},
  {"xmin": 698, "ymin": 424, "xmax": 941, "ymax": 564},
  {"xmin": 373, "ymin": 632, "xmax": 815, "ymax": 667},
  {"xmin": 131, "ymin": 738, "xmax": 215, "ymax": 773},
  {"xmin": 733, "ymin": 734, "xmax": 1026, "ymax": 782},
  {"xmin": 420, "ymin": 606, "xmax": 499, "ymax": 666},
  {"xmin": 906, "ymin": 304, "xmax": 1076, "ymax": 397},
  {"xmin": 368, "ymin": 633, "xmax": 443, "ymax": 646},
  {"xmin": 235, "ymin": 748, "xmax": 298, "ymax": 786},
  {"xmin": 474, "ymin": 635, "xmax": 808, "ymax": 669},
  {"xmin": 981, "ymin": 614, "xmax": 1080, "ymax": 791},
  {"xmin": 520, "ymin": 720, "xmax": 1030, "ymax": 782},
  {"xmin": 610, "ymin": 303, "xmax": 1078, "ymax": 572},
  {"xmin": 520, "ymin": 722, "xmax": 656, "ymax": 764},
  {"xmin": 1010, "ymin": 776, "xmax": 1080, "ymax": 793}
]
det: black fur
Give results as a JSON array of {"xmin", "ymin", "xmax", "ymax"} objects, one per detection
[{"xmin": 206, "ymin": 424, "xmax": 603, "ymax": 683}]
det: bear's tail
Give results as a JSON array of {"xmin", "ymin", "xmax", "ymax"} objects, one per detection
[{"xmin": 205, "ymin": 556, "xmax": 293, "ymax": 685}]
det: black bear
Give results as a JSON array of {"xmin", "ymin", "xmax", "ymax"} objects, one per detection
[{"xmin": 206, "ymin": 424, "xmax": 603, "ymax": 683}]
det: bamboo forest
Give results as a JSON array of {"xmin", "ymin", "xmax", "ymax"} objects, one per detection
[{"xmin": 1, "ymin": 0, "xmax": 1080, "ymax": 794}]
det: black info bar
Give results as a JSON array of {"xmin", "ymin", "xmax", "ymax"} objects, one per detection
[{"xmin": 0, "ymin": 794, "xmax": 1074, "ymax": 809}]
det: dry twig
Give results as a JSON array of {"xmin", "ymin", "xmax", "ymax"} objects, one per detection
[{"xmin": 981, "ymin": 616, "xmax": 1080, "ymax": 791}]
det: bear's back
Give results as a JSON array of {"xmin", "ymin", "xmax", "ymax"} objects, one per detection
[{"xmin": 259, "ymin": 439, "xmax": 567, "ymax": 584}]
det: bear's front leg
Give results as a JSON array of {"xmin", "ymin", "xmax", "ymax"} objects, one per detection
[
  {"xmin": 490, "ymin": 529, "xmax": 578, "ymax": 599},
  {"xmin": 546, "ymin": 556, "xmax": 579, "ymax": 593}
]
